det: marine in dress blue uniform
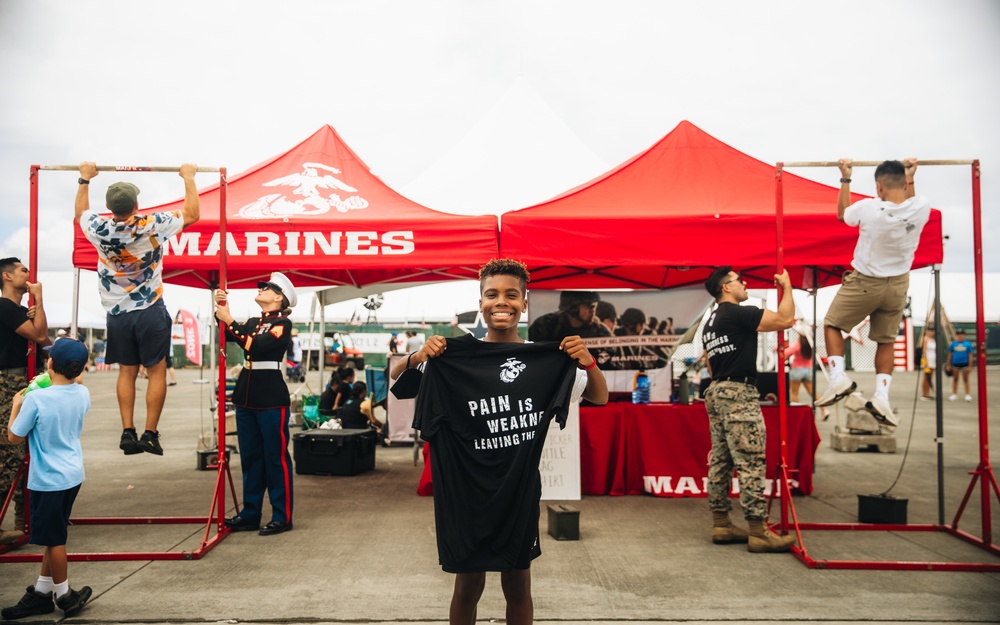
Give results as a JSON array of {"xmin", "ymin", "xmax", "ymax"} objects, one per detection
[{"xmin": 215, "ymin": 272, "xmax": 297, "ymax": 536}]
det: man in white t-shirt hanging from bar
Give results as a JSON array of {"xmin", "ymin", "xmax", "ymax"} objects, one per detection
[{"xmin": 816, "ymin": 158, "xmax": 930, "ymax": 426}]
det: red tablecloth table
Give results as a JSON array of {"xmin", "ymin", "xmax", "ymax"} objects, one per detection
[
  {"xmin": 580, "ymin": 402, "xmax": 821, "ymax": 497},
  {"xmin": 417, "ymin": 403, "xmax": 821, "ymax": 498}
]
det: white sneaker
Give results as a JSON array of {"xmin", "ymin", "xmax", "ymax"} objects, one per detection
[
  {"xmin": 816, "ymin": 376, "xmax": 857, "ymax": 407},
  {"xmin": 949, "ymin": 394, "xmax": 958, "ymax": 401},
  {"xmin": 865, "ymin": 395, "xmax": 899, "ymax": 427},
  {"xmin": 965, "ymin": 394, "xmax": 973, "ymax": 402}
]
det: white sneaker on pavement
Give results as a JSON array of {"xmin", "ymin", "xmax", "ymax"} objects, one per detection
[
  {"xmin": 865, "ymin": 395, "xmax": 899, "ymax": 427},
  {"xmin": 816, "ymin": 376, "xmax": 857, "ymax": 407},
  {"xmin": 949, "ymin": 394, "xmax": 958, "ymax": 401},
  {"xmin": 965, "ymin": 394, "xmax": 973, "ymax": 402}
]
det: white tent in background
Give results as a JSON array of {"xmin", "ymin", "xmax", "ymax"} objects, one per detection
[
  {"xmin": 313, "ymin": 280, "xmax": 480, "ymax": 326},
  {"xmin": 400, "ymin": 76, "xmax": 608, "ymax": 215}
]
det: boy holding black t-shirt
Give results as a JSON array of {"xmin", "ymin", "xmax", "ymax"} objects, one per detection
[{"xmin": 391, "ymin": 259, "xmax": 607, "ymax": 625}]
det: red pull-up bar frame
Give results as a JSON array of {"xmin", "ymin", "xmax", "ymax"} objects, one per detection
[
  {"xmin": 0, "ymin": 164, "xmax": 237, "ymax": 563},
  {"xmin": 772, "ymin": 159, "xmax": 999, "ymax": 571}
]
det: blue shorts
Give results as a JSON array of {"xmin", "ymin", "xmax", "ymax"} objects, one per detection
[
  {"xmin": 789, "ymin": 367, "xmax": 812, "ymax": 382},
  {"xmin": 106, "ymin": 299, "xmax": 171, "ymax": 367},
  {"xmin": 28, "ymin": 484, "xmax": 81, "ymax": 547}
]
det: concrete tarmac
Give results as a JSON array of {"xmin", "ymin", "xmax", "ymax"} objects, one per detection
[{"xmin": 1, "ymin": 366, "xmax": 998, "ymax": 624}]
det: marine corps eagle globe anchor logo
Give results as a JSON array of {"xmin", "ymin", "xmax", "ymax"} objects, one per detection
[
  {"xmin": 237, "ymin": 162, "xmax": 370, "ymax": 219},
  {"xmin": 499, "ymin": 357, "xmax": 526, "ymax": 383}
]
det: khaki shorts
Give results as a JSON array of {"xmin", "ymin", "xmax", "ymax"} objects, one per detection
[{"xmin": 825, "ymin": 270, "xmax": 909, "ymax": 344}]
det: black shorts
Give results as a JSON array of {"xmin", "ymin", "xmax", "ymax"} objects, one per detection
[
  {"xmin": 29, "ymin": 484, "xmax": 81, "ymax": 547},
  {"xmin": 951, "ymin": 363, "xmax": 970, "ymax": 371},
  {"xmin": 105, "ymin": 299, "xmax": 171, "ymax": 367}
]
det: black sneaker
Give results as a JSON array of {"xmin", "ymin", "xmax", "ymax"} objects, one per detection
[
  {"xmin": 1, "ymin": 586, "xmax": 55, "ymax": 619},
  {"xmin": 120, "ymin": 429, "xmax": 142, "ymax": 455},
  {"xmin": 55, "ymin": 586, "xmax": 92, "ymax": 617},
  {"xmin": 139, "ymin": 430, "xmax": 163, "ymax": 455}
]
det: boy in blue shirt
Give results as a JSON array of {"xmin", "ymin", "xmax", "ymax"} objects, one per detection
[
  {"xmin": 3, "ymin": 338, "xmax": 92, "ymax": 619},
  {"xmin": 947, "ymin": 329, "xmax": 975, "ymax": 402}
]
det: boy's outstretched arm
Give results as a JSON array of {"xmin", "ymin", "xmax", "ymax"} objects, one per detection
[
  {"xmin": 560, "ymin": 336, "xmax": 609, "ymax": 405},
  {"xmin": 390, "ymin": 335, "xmax": 447, "ymax": 380}
]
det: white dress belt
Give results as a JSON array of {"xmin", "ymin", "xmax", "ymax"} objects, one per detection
[{"xmin": 245, "ymin": 361, "xmax": 280, "ymax": 370}]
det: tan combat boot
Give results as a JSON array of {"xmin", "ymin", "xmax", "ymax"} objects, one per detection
[
  {"xmin": 747, "ymin": 519, "xmax": 795, "ymax": 553},
  {"xmin": 0, "ymin": 493, "xmax": 26, "ymax": 545},
  {"xmin": 711, "ymin": 511, "xmax": 749, "ymax": 544},
  {"xmin": 0, "ymin": 527, "xmax": 25, "ymax": 545}
]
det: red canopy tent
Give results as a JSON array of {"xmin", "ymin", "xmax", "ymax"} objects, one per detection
[
  {"xmin": 499, "ymin": 120, "xmax": 943, "ymax": 290},
  {"xmin": 72, "ymin": 125, "xmax": 499, "ymax": 289}
]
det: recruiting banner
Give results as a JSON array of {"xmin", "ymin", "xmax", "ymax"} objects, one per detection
[
  {"xmin": 527, "ymin": 287, "xmax": 709, "ymax": 369},
  {"xmin": 527, "ymin": 288, "xmax": 710, "ymax": 401},
  {"xmin": 177, "ymin": 309, "xmax": 202, "ymax": 365}
]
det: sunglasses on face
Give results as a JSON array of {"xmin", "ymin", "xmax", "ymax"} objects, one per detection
[{"xmin": 723, "ymin": 275, "xmax": 744, "ymax": 286}]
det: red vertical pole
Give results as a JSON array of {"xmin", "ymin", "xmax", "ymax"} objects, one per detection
[
  {"xmin": 216, "ymin": 168, "xmax": 229, "ymax": 530},
  {"xmin": 774, "ymin": 163, "xmax": 789, "ymax": 525},
  {"xmin": 969, "ymin": 160, "xmax": 993, "ymax": 544},
  {"xmin": 27, "ymin": 166, "xmax": 40, "ymax": 379}
]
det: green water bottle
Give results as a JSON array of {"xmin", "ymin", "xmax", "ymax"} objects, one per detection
[{"xmin": 23, "ymin": 372, "xmax": 51, "ymax": 395}]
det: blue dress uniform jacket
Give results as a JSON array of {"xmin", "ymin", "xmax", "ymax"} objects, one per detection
[
  {"xmin": 222, "ymin": 309, "xmax": 294, "ymax": 526},
  {"xmin": 224, "ymin": 311, "xmax": 292, "ymax": 408}
]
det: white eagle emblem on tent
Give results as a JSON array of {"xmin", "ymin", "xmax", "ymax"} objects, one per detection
[{"xmin": 237, "ymin": 162, "xmax": 370, "ymax": 219}]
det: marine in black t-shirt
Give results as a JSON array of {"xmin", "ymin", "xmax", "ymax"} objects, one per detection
[
  {"xmin": 0, "ymin": 298, "xmax": 30, "ymax": 370},
  {"xmin": 703, "ymin": 302, "xmax": 765, "ymax": 381}
]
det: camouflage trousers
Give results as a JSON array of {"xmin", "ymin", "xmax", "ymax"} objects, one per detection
[
  {"xmin": 704, "ymin": 381, "xmax": 767, "ymax": 520},
  {"xmin": 0, "ymin": 369, "xmax": 28, "ymax": 522}
]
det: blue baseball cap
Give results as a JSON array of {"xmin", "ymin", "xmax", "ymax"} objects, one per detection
[{"xmin": 45, "ymin": 338, "xmax": 90, "ymax": 370}]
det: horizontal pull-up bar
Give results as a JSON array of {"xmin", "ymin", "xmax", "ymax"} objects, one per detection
[
  {"xmin": 779, "ymin": 159, "xmax": 975, "ymax": 168},
  {"xmin": 36, "ymin": 165, "xmax": 221, "ymax": 173}
]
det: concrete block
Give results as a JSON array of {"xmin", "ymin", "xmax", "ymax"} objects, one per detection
[{"xmin": 830, "ymin": 430, "xmax": 897, "ymax": 453}]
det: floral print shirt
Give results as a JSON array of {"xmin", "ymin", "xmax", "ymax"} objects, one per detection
[{"xmin": 81, "ymin": 209, "xmax": 184, "ymax": 314}]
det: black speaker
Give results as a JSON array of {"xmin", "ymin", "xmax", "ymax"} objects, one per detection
[{"xmin": 858, "ymin": 494, "xmax": 908, "ymax": 524}]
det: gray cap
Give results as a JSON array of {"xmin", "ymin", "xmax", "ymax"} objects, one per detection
[{"xmin": 106, "ymin": 182, "xmax": 140, "ymax": 215}]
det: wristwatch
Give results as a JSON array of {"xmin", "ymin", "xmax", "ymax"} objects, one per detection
[{"xmin": 78, "ymin": 178, "xmax": 90, "ymax": 185}]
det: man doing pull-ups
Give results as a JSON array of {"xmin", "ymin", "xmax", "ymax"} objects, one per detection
[
  {"xmin": 816, "ymin": 159, "xmax": 930, "ymax": 426},
  {"xmin": 76, "ymin": 162, "xmax": 200, "ymax": 456}
]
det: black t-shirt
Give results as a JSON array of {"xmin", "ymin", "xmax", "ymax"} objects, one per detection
[
  {"xmin": 703, "ymin": 302, "xmax": 764, "ymax": 380},
  {"xmin": 0, "ymin": 298, "xmax": 30, "ymax": 369},
  {"xmin": 319, "ymin": 386, "xmax": 337, "ymax": 412},
  {"xmin": 335, "ymin": 381, "xmax": 352, "ymax": 406},
  {"xmin": 339, "ymin": 398, "xmax": 369, "ymax": 429},
  {"xmin": 413, "ymin": 335, "xmax": 579, "ymax": 573}
]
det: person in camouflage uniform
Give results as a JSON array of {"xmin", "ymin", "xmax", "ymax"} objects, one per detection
[
  {"xmin": 0, "ymin": 257, "xmax": 50, "ymax": 545},
  {"xmin": 702, "ymin": 266, "xmax": 795, "ymax": 553}
]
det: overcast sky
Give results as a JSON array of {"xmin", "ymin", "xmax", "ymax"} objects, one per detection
[{"xmin": 1, "ymin": 0, "xmax": 998, "ymax": 284}]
